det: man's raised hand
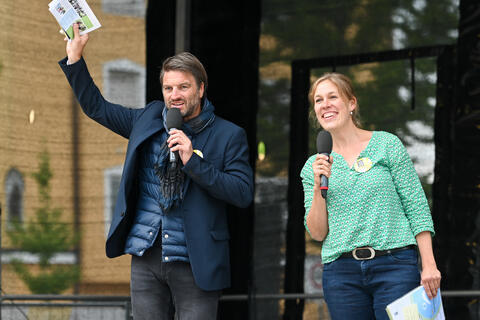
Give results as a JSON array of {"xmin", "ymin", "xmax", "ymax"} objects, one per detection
[{"xmin": 65, "ymin": 22, "xmax": 89, "ymax": 64}]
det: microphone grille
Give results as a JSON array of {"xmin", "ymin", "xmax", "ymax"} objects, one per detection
[
  {"xmin": 316, "ymin": 130, "xmax": 332, "ymax": 154},
  {"xmin": 166, "ymin": 108, "xmax": 183, "ymax": 130}
]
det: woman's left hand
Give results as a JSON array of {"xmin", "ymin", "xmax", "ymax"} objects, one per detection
[
  {"xmin": 416, "ymin": 231, "xmax": 441, "ymax": 299},
  {"xmin": 421, "ymin": 265, "xmax": 441, "ymax": 299}
]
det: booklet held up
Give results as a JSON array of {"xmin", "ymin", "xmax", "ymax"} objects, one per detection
[
  {"xmin": 386, "ymin": 285, "xmax": 445, "ymax": 320},
  {"xmin": 48, "ymin": 0, "xmax": 101, "ymax": 39}
]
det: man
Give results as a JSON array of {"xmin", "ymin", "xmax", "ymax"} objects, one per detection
[{"xmin": 59, "ymin": 23, "xmax": 254, "ymax": 319}]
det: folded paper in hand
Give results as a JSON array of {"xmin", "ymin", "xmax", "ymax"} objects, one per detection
[
  {"xmin": 386, "ymin": 286, "xmax": 445, "ymax": 320},
  {"xmin": 48, "ymin": 0, "xmax": 101, "ymax": 39}
]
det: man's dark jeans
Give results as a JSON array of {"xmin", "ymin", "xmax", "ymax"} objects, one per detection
[{"xmin": 131, "ymin": 245, "xmax": 221, "ymax": 320}]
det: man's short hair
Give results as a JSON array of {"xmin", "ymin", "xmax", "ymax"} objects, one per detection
[{"xmin": 160, "ymin": 52, "xmax": 208, "ymax": 91}]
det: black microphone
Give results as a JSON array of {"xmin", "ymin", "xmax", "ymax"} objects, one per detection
[
  {"xmin": 166, "ymin": 108, "xmax": 183, "ymax": 165},
  {"xmin": 316, "ymin": 130, "xmax": 333, "ymax": 199}
]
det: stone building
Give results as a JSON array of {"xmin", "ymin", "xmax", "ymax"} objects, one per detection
[{"xmin": 0, "ymin": 0, "xmax": 147, "ymax": 295}]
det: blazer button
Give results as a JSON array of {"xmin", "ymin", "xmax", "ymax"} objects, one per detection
[{"xmin": 120, "ymin": 211, "xmax": 125, "ymax": 217}]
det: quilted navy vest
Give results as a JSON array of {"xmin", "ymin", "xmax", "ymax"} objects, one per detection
[{"xmin": 124, "ymin": 132, "xmax": 189, "ymax": 262}]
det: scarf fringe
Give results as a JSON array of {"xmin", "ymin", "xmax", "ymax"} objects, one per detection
[
  {"xmin": 154, "ymin": 100, "xmax": 215, "ymax": 213},
  {"xmin": 154, "ymin": 160, "xmax": 184, "ymax": 212}
]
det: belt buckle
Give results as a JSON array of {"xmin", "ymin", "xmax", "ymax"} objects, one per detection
[{"xmin": 352, "ymin": 247, "xmax": 375, "ymax": 260}]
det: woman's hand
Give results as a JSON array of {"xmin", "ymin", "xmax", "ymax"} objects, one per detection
[
  {"xmin": 306, "ymin": 154, "xmax": 333, "ymax": 241},
  {"xmin": 421, "ymin": 264, "xmax": 442, "ymax": 299},
  {"xmin": 416, "ymin": 231, "xmax": 441, "ymax": 299},
  {"xmin": 312, "ymin": 153, "xmax": 333, "ymax": 190}
]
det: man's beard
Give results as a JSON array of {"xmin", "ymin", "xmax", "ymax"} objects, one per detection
[{"xmin": 167, "ymin": 91, "xmax": 201, "ymax": 120}]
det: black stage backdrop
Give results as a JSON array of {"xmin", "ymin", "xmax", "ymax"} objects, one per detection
[
  {"xmin": 146, "ymin": 1, "xmax": 260, "ymax": 319},
  {"xmin": 437, "ymin": 0, "xmax": 480, "ymax": 318}
]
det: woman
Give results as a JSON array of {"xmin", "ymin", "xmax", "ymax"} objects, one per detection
[{"xmin": 301, "ymin": 73, "xmax": 441, "ymax": 319}]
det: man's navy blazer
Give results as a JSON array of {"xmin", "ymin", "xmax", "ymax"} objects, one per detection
[{"xmin": 59, "ymin": 57, "xmax": 254, "ymax": 291}]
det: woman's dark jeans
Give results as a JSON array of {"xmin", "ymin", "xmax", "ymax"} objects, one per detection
[{"xmin": 322, "ymin": 248, "xmax": 420, "ymax": 320}]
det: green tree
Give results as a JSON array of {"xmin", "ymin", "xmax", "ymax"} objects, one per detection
[
  {"xmin": 7, "ymin": 150, "xmax": 80, "ymax": 294},
  {"xmin": 258, "ymin": 0, "xmax": 459, "ymax": 187}
]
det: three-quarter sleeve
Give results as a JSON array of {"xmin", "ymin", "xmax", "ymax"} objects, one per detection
[
  {"xmin": 387, "ymin": 135, "xmax": 435, "ymax": 237},
  {"xmin": 300, "ymin": 155, "xmax": 316, "ymax": 235}
]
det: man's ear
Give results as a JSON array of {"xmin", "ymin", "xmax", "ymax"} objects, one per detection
[{"xmin": 199, "ymin": 82, "xmax": 205, "ymax": 98}]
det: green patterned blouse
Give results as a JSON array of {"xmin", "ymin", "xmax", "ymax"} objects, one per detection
[{"xmin": 301, "ymin": 131, "xmax": 434, "ymax": 264}]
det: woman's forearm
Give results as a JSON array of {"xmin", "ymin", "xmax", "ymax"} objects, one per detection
[
  {"xmin": 416, "ymin": 231, "xmax": 441, "ymax": 299},
  {"xmin": 306, "ymin": 188, "xmax": 329, "ymax": 241},
  {"xmin": 416, "ymin": 231, "xmax": 437, "ymax": 269}
]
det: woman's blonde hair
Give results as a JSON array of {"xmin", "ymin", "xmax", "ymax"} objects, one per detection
[{"xmin": 308, "ymin": 72, "xmax": 361, "ymax": 128}]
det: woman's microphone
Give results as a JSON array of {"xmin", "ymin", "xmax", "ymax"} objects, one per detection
[{"xmin": 316, "ymin": 130, "xmax": 332, "ymax": 198}]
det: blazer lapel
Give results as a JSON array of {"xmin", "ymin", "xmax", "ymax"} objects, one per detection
[
  {"xmin": 180, "ymin": 122, "xmax": 213, "ymax": 195},
  {"xmin": 192, "ymin": 126, "xmax": 213, "ymax": 154},
  {"xmin": 129, "ymin": 105, "xmax": 165, "ymax": 151}
]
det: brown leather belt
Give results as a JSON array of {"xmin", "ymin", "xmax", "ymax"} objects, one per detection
[{"xmin": 340, "ymin": 245, "xmax": 416, "ymax": 261}]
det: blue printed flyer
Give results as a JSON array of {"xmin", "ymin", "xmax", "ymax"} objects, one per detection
[{"xmin": 386, "ymin": 286, "xmax": 445, "ymax": 320}]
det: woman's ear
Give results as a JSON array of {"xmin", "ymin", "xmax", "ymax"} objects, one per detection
[{"xmin": 349, "ymin": 97, "xmax": 357, "ymax": 112}]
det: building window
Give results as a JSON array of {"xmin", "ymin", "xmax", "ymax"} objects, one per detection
[
  {"xmin": 102, "ymin": 0, "xmax": 145, "ymax": 18},
  {"xmin": 103, "ymin": 59, "xmax": 146, "ymax": 109},
  {"xmin": 5, "ymin": 168, "xmax": 24, "ymax": 224},
  {"xmin": 104, "ymin": 166, "xmax": 123, "ymax": 238}
]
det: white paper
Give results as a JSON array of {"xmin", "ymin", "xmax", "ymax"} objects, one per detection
[
  {"xmin": 48, "ymin": 0, "xmax": 101, "ymax": 39},
  {"xmin": 386, "ymin": 286, "xmax": 445, "ymax": 320}
]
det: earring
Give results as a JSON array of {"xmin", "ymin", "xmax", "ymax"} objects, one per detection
[{"xmin": 350, "ymin": 111, "xmax": 353, "ymax": 116}]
